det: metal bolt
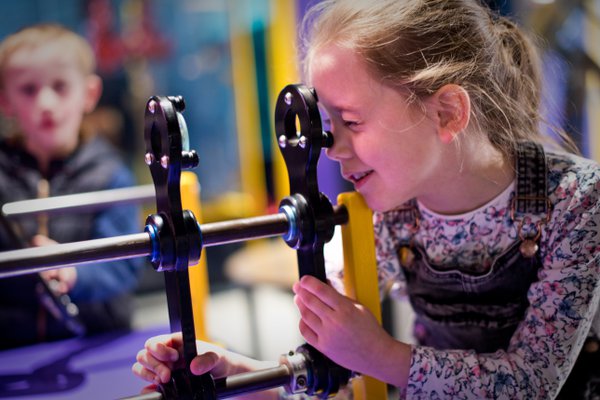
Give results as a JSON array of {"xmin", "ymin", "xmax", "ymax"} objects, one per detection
[
  {"xmin": 296, "ymin": 375, "xmax": 307, "ymax": 389},
  {"xmin": 278, "ymin": 135, "xmax": 287, "ymax": 148},
  {"xmin": 144, "ymin": 152, "xmax": 155, "ymax": 165},
  {"xmin": 284, "ymin": 92, "xmax": 292, "ymax": 105},
  {"xmin": 148, "ymin": 99, "xmax": 157, "ymax": 114},
  {"xmin": 298, "ymin": 136, "xmax": 307, "ymax": 148},
  {"xmin": 160, "ymin": 155, "xmax": 170, "ymax": 169}
]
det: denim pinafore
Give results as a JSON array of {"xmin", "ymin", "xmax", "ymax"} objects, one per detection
[
  {"xmin": 395, "ymin": 142, "xmax": 599, "ymax": 398},
  {"xmin": 396, "ymin": 142, "xmax": 548, "ymax": 353}
]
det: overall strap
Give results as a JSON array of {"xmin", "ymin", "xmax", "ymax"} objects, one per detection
[
  {"xmin": 512, "ymin": 141, "xmax": 551, "ymax": 258},
  {"xmin": 514, "ymin": 141, "xmax": 549, "ymax": 217},
  {"xmin": 395, "ymin": 198, "xmax": 419, "ymax": 225}
]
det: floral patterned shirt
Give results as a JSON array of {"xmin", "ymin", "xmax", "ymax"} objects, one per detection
[{"xmin": 375, "ymin": 149, "xmax": 600, "ymax": 399}]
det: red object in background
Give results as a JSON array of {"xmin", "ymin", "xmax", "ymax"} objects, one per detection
[{"xmin": 86, "ymin": 0, "xmax": 171, "ymax": 75}]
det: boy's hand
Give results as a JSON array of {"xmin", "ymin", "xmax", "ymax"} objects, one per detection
[{"xmin": 32, "ymin": 234, "xmax": 77, "ymax": 294}]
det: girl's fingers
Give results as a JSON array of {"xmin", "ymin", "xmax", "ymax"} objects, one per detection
[
  {"xmin": 298, "ymin": 319, "xmax": 318, "ymax": 345},
  {"xmin": 295, "ymin": 284, "xmax": 334, "ymax": 319},
  {"xmin": 132, "ymin": 361, "xmax": 162, "ymax": 385},
  {"xmin": 145, "ymin": 335, "xmax": 180, "ymax": 363},
  {"xmin": 297, "ymin": 275, "xmax": 342, "ymax": 309},
  {"xmin": 135, "ymin": 349, "xmax": 173, "ymax": 383},
  {"xmin": 294, "ymin": 294, "xmax": 323, "ymax": 331},
  {"xmin": 189, "ymin": 352, "xmax": 220, "ymax": 376}
]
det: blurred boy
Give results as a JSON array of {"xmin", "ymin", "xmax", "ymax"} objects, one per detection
[{"xmin": 0, "ymin": 23, "xmax": 145, "ymax": 348}]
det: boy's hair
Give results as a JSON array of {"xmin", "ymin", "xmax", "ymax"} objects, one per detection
[
  {"xmin": 0, "ymin": 23, "xmax": 96, "ymax": 90},
  {"xmin": 301, "ymin": 0, "xmax": 575, "ymax": 158}
]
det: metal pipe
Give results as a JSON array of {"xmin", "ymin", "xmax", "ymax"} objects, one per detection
[
  {"xmin": 216, "ymin": 365, "xmax": 291, "ymax": 398},
  {"xmin": 117, "ymin": 365, "xmax": 290, "ymax": 400},
  {"xmin": 0, "ymin": 206, "xmax": 348, "ymax": 278},
  {"xmin": 0, "ymin": 233, "xmax": 151, "ymax": 278},
  {"xmin": 201, "ymin": 214, "xmax": 289, "ymax": 246},
  {"xmin": 200, "ymin": 204, "xmax": 348, "ymax": 247},
  {"xmin": 118, "ymin": 392, "xmax": 164, "ymax": 400},
  {"xmin": 2, "ymin": 185, "xmax": 156, "ymax": 219}
]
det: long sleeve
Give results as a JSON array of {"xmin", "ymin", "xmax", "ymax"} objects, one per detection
[{"xmin": 68, "ymin": 166, "xmax": 146, "ymax": 302}]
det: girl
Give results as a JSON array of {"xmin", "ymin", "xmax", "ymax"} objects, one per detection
[{"xmin": 133, "ymin": 1, "xmax": 600, "ymax": 398}]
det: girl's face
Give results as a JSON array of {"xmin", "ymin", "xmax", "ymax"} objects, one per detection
[
  {"xmin": 0, "ymin": 42, "xmax": 97, "ymax": 160},
  {"xmin": 309, "ymin": 44, "xmax": 445, "ymax": 212}
]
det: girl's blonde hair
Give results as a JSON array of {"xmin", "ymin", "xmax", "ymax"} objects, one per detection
[
  {"xmin": 0, "ymin": 23, "xmax": 96, "ymax": 90},
  {"xmin": 300, "ymin": 0, "xmax": 576, "ymax": 158}
]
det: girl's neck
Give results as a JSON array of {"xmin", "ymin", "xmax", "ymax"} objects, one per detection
[{"xmin": 417, "ymin": 139, "xmax": 515, "ymax": 215}]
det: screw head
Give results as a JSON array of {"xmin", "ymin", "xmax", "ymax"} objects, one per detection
[
  {"xmin": 148, "ymin": 99, "xmax": 157, "ymax": 114},
  {"xmin": 284, "ymin": 92, "xmax": 292, "ymax": 105},
  {"xmin": 298, "ymin": 136, "xmax": 307, "ymax": 148},
  {"xmin": 144, "ymin": 152, "xmax": 155, "ymax": 165},
  {"xmin": 296, "ymin": 375, "xmax": 307, "ymax": 389},
  {"xmin": 278, "ymin": 135, "xmax": 287, "ymax": 148},
  {"xmin": 160, "ymin": 155, "xmax": 170, "ymax": 169}
]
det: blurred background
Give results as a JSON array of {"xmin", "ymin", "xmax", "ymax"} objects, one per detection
[{"xmin": 0, "ymin": 0, "xmax": 598, "ymax": 362}]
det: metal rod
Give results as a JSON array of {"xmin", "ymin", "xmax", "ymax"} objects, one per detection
[
  {"xmin": 0, "ymin": 233, "xmax": 151, "ymax": 278},
  {"xmin": 201, "ymin": 214, "xmax": 289, "ymax": 246},
  {"xmin": 117, "ymin": 365, "xmax": 290, "ymax": 400},
  {"xmin": 118, "ymin": 392, "xmax": 164, "ymax": 400},
  {"xmin": 200, "ymin": 204, "xmax": 348, "ymax": 247},
  {"xmin": 0, "ymin": 205, "xmax": 348, "ymax": 278},
  {"xmin": 216, "ymin": 365, "xmax": 291, "ymax": 398},
  {"xmin": 2, "ymin": 185, "xmax": 156, "ymax": 219}
]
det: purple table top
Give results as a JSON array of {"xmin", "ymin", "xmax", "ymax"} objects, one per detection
[{"xmin": 0, "ymin": 325, "xmax": 169, "ymax": 400}]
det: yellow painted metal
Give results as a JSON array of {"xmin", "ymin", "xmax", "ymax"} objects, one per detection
[
  {"xmin": 337, "ymin": 192, "xmax": 388, "ymax": 400},
  {"xmin": 266, "ymin": 0, "xmax": 300, "ymax": 202},
  {"xmin": 586, "ymin": 70, "xmax": 600, "ymax": 162},
  {"xmin": 180, "ymin": 171, "xmax": 210, "ymax": 341},
  {"xmin": 227, "ymin": 0, "xmax": 267, "ymax": 217},
  {"xmin": 583, "ymin": 1, "xmax": 600, "ymax": 162}
]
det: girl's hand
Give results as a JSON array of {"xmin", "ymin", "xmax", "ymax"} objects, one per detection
[
  {"xmin": 292, "ymin": 275, "xmax": 395, "ymax": 377},
  {"xmin": 132, "ymin": 333, "xmax": 280, "ymax": 398}
]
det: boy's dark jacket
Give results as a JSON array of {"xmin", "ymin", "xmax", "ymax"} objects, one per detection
[{"xmin": 0, "ymin": 135, "xmax": 145, "ymax": 349}]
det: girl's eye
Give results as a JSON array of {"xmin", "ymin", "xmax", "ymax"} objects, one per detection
[{"xmin": 343, "ymin": 119, "xmax": 359, "ymax": 128}]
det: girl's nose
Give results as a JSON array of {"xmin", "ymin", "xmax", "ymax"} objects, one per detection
[{"xmin": 325, "ymin": 128, "xmax": 352, "ymax": 161}]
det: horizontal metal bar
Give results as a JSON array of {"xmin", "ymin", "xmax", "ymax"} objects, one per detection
[
  {"xmin": 0, "ymin": 205, "xmax": 348, "ymax": 278},
  {"xmin": 2, "ymin": 185, "xmax": 156, "ymax": 219},
  {"xmin": 118, "ymin": 391, "xmax": 164, "ymax": 400},
  {"xmin": 201, "ymin": 213, "xmax": 290, "ymax": 246},
  {"xmin": 200, "ymin": 204, "xmax": 348, "ymax": 247},
  {"xmin": 0, "ymin": 233, "xmax": 151, "ymax": 278},
  {"xmin": 216, "ymin": 365, "xmax": 291, "ymax": 398}
]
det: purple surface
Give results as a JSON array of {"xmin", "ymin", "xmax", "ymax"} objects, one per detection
[{"xmin": 0, "ymin": 325, "xmax": 169, "ymax": 400}]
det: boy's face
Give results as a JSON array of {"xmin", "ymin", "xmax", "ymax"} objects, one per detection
[{"xmin": 0, "ymin": 42, "xmax": 99, "ymax": 159}]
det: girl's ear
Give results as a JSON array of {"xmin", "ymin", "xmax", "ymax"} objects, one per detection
[
  {"xmin": 83, "ymin": 74, "xmax": 103, "ymax": 113},
  {"xmin": 432, "ymin": 84, "xmax": 470, "ymax": 144}
]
